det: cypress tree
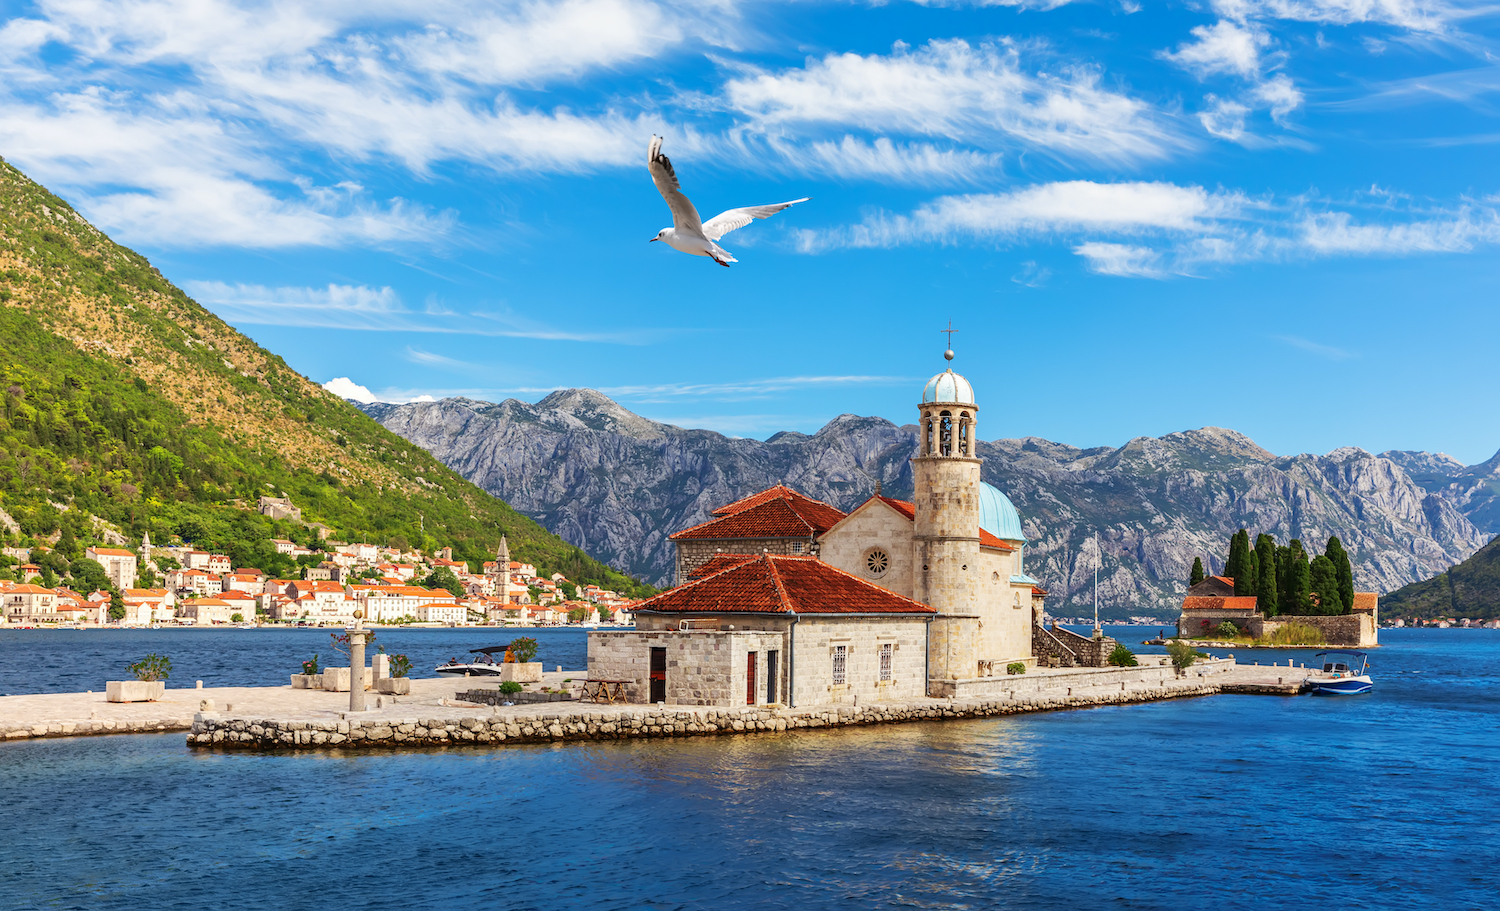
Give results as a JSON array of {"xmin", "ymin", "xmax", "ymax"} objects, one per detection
[
  {"xmin": 1326, "ymin": 536, "xmax": 1355, "ymax": 615},
  {"xmin": 1276, "ymin": 543, "xmax": 1291, "ymax": 613},
  {"xmin": 1190, "ymin": 557, "xmax": 1205, "ymax": 587},
  {"xmin": 1245, "ymin": 548, "xmax": 1259, "ymax": 598},
  {"xmin": 1309, "ymin": 554, "xmax": 1343, "ymax": 615},
  {"xmin": 1228, "ymin": 529, "xmax": 1254, "ymax": 595},
  {"xmin": 1255, "ymin": 533, "xmax": 1278, "ymax": 617},
  {"xmin": 1285, "ymin": 540, "xmax": 1313, "ymax": 614}
]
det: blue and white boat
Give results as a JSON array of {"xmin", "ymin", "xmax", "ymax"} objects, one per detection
[{"xmin": 1307, "ymin": 650, "xmax": 1373, "ymax": 695}]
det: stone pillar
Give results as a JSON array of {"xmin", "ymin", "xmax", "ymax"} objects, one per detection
[{"xmin": 349, "ymin": 613, "xmax": 368, "ymax": 713}]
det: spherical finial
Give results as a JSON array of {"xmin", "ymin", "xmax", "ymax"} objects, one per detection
[
  {"xmin": 353, "ymin": 609, "xmax": 363, "ymax": 620},
  {"xmin": 943, "ymin": 349, "xmax": 955, "ymax": 362}
]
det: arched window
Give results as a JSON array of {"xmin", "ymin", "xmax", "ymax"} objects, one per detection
[
  {"xmin": 924, "ymin": 412, "xmax": 935, "ymax": 456},
  {"xmin": 958, "ymin": 411, "xmax": 971, "ymax": 456},
  {"xmin": 939, "ymin": 411, "xmax": 953, "ymax": 457}
]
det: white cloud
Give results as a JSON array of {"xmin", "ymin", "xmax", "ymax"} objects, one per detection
[
  {"xmin": 1163, "ymin": 21, "xmax": 1267, "ymax": 78},
  {"xmin": 1253, "ymin": 74, "xmax": 1304, "ymax": 121},
  {"xmin": 324, "ymin": 377, "xmax": 379, "ymax": 403},
  {"xmin": 797, "ymin": 180, "xmax": 1239, "ymax": 251},
  {"xmin": 1211, "ymin": 0, "xmax": 1456, "ymax": 33},
  {"xmin": 1199, "ymin": 96, "xmax": 1252, "ymax": 139},
  {"xmin": 1073, "ymin": 242, "xmax": 1168, "ymax": 277},
  {"xmin": 797, "ymin": 181, "xmax": 1500, "ymax": 277},
  {"xmin": 721, "ymin": 39, "xmax": 1182, "ymax": 163},
  {"xmin": 185, "ymin": 281, "xmax": 664, "ymax": 341}
]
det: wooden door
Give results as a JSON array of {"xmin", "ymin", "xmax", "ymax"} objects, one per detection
[
  {"xmin": 649, "ymin": 647, "xmax": 666, "ymax": 704},
  {"xmin": 746, "ymin": 651, "xmax": 757, "ymax": 705}
]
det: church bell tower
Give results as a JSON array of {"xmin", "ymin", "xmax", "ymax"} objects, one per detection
[{"xmin": 914, "ymin": 342, "xmax": 982, "ymax": 693}]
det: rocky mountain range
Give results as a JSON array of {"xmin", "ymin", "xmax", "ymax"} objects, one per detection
[{"xmin": 360, "ymin": 390, "xmax": 1496, "ymax": 616}]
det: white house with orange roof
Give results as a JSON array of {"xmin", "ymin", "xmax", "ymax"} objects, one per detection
[
  {"xmin": 7, "ymin": 584, "xmax": 59, "ymax": 623},
  {"xmin": 85, "ymin": 546, "xmax": 137, "ymax": 590}
]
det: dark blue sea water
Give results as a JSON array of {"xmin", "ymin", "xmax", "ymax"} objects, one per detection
[
  {"xmin": 2, "ymin": 628, "xmax": 1498, "ymax": 910},
  {"xmin": 0, "ymin": 626, "xmax": 591, "ymax": 695}
]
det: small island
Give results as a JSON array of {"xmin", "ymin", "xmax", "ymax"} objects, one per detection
[{"xmin": 1174, "ymin": 530, "xmax": 1378, "ymax": 648}]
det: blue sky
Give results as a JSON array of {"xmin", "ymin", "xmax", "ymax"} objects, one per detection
[{"xmin": 2, "ymin": 0, "xmax": 1497, "ymax": 463}]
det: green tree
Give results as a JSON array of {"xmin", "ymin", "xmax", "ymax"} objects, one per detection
[
  {"xmin": 1226, "ymin": 529, "xmax": 1254, "ymax": 595},
  {"xmin": 55, "ymin": 522, "xmax": 79, "ymax": 560},
  {"xmin": 68, "ymin": 557, "xmax": 113, "ymax": 594},
  {"xmin": 39, "ymin": 565, "xmax": 57, "ymax": 588},
  {"xmin": 1309, "ymin": 554, "xmax": 1343, "ymax": 615},
  {"xmin": 1255, "ymin": 533, "xmax": 1278, "ymax": 617},
  {"xmin": 1190, "ymin": 557, "xmax": 1205, "ymax": 587},
  {"xmin": 421, "ymin": 566, "xmax": 465, "ymax": 599},
  {"xmin": 560, "ymin": 581, "xmax": 578, "ymax": 601},
  {"xmin": 1326, "ymin": 536, "xmax": 1355, "ymax": 614},
  {"xmin": 1244, "ymin": 548, "xmax": 1259, "ymax": 599},
  {"xmin": 1284, "ymin": 541, "xmax": 1314, "ymax": 614}
]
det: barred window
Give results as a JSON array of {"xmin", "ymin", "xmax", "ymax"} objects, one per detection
[
  {"xmin": 879, "ymin": 643, "xmax": 893, "ymax": 681},
  {"xmin": 832, "ymin": 645, "xmax": 847, "ymax": 685}
]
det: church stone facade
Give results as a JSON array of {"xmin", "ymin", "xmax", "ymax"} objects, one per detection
[{"xmin": 587, "ymin": 353, "xmax": 1062, "ymax": 707}]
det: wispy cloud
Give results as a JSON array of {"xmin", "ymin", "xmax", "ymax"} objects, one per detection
[
  {"xmin": 1274, "ymin": 335, "xmax": 1355, "ymax": 359},
  {"xmin": 796, "ymin": 181, "xmax": 1500, "ymax": 277},
  {"xmin": 599, "ymin": 375, "xmax": 912, "ymax": 402},
  {"xmin": 719, "ymin": 38, "xmax": 1185, "ymax": 164},
  {"xmin": 186, "ymin": 281, "xmax": 664, "ymax": 342}
]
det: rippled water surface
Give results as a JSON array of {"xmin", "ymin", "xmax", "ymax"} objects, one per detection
[
  {"xmin": 3, "ymin": 628, "xmax": 1498, "ymax": 910},
  {"xmin": 0, "ymin": 626, "xmax": 591, "ymax": 694}
]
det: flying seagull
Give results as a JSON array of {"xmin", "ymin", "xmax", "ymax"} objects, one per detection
[{"xmin": 647, "ymin": 134, "xmax": 809, "ymax": 267}]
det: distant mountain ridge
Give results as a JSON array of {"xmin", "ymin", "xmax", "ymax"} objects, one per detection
[{"xmin": 359, "ymin": 391, "xmax": 1494, "ymax": 614}]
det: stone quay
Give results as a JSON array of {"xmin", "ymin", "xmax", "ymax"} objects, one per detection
[{"xmin": 0, "ymin": 659, "xmax": 1315, "ymax": 747}]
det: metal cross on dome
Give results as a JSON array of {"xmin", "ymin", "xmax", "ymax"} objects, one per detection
[{"xmin": 941, "ymin": 321, "xmax": 957, "ymax": 360}]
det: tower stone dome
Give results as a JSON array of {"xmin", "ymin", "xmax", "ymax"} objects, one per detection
[
  {"xmin": 922, "ymin": 368, "xmax": 974, "ymax": 405},
  {"xmin": 979, "ymin": 482, "xmax": 1025, "ymax": 542}
]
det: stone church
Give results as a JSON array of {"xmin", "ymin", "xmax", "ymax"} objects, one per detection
[{"xmin": 589, "ymin": 352, "xmax": 1081, "ymax": 706}]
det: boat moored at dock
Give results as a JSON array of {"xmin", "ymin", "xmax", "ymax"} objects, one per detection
[{"xmin": 1307, "ymin": 650, "xmax": 1373, "ymax": 695}]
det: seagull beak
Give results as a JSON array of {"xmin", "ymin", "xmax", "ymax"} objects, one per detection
[{"xmin": 648, "ymin": 237, "xmax": 658, "ymax": 242}]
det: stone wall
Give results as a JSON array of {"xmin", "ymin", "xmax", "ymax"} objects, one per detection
[
  {"xmin": 952, "ymin": 657, "xmax": 1234, "ymax": 699},
  {"xmin": 588, "ymin": 628, "xmax": 787, "ymax": 706},
  {"xmin": 790, "ymin": 616, "xmax": 929, "ymax": 707},
  {"xmin": 1250, "ymin": 613, "xmax": 1378, "ymax": 648},
  {"xmin": 819, "ymin": 501, "xmax": 918, "ymax": 600},
  {"xmin": 186, "ymin": 677, "xmax": 1224, "ymax": 751},
  {"xmin": 1178, "ymin": 608, "xmax": 1257, "ymax": 638},
  {"xmin": 675, "ymin": 538, "xmax": 812, "ymax": 586}
]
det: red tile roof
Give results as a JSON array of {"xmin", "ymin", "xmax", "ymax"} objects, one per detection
[
  {"xmin": 870, "ymin": 496, "xmax": 1014, "ymax": 552},
  {"xmin": 1181, "ymin": 596, "xmax": 1260, "ymax": 612},
  {"xmin": 635, "ymin": 554, "xmax": 935, "ymax": 615},
  {"xmin": 687, "ymin": 553, "xmax": 759, "ymax": 580},
  {"xmin": 671, "ymin": 495, "xmax": 846, "ymax": 541},
  {"xmin": 1351, "ymin": 592, "xmax": 1378, "ymax": 613}
]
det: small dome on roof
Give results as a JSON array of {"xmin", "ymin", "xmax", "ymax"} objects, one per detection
[
  {"xmin": 979, "ymin": 482, "xmax": 1025, "ymax": 542},
  {"xmin": 922, "ymin": 368, "xmax": 974, "ymax": 405}
]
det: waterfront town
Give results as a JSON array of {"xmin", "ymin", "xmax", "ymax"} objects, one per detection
[{"xmin": 0, "ymin": 501, "xmax": 637, "ymax": 630}]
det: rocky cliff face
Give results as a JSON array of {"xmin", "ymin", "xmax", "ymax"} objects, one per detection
[{"xmin": 361, "ymin": 392, "xmax": 1494, "ymax": 615}]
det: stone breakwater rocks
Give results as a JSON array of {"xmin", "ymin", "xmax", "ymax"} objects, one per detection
[
  {"xmin": 3, "ymin": 717, "xmax": 189, "ymax": 740},
  {"xmin": 187, "ymin": 682, "xmax": 1220, "ymax": 750}
]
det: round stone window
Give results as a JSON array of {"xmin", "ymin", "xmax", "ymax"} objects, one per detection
[{"xmin": 864, "ymin": 548, "xmax": 891, "ymax": 578}]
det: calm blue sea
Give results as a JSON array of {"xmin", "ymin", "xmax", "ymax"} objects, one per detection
[{"xmin": 2, "ymin": 628, "xmax": 1498, "ymax": 910}]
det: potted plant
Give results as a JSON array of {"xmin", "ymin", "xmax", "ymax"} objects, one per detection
[
  {"xmin": 107, "ymin": 653, "xmax": 171, "ymax": 703},
  {"xmin": 499, "ymin": 636, "xmax": 544, "ymax": 683},
  {"xmin": 375, "ymin": 653, "xmax": 412, "ymax": 695},
  {"xmin": 291, "ymin": 654, "xmax": 321, "ymax": 688}
]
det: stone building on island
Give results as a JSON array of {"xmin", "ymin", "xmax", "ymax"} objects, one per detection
[
  {"xmin": 1177, "ymin": 575, "xmax": 1379, "ymax": 647},
  {"xmin": 588, "ymin": 349, "xmax": 1120, "ymax": 706}
]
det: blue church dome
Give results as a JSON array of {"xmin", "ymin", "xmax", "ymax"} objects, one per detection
[
  {"xmin": 979, "ymin": 482, "xmax": 1026, "ymax": 542},
  {"xmin": 922, "ymin": 369, "xmax": 974, "ymax": 404}
]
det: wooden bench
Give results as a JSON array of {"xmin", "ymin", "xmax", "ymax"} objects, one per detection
[{"xmin": 580, "ymin": 679, "xmax": 631, "ymax": 704}]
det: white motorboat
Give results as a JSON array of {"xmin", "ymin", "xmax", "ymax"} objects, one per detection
[
  {"xmin": 1307, "ymin": 650, "xmax": 1373, "ymax": 695},
  {"xmin": 435, "ymin": 646, "xmax": 510, "ymax": 677}
]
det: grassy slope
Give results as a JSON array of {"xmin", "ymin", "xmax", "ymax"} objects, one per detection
[
  {"xmin": 0, "ymin": 157, "xmax": 652, "ymax": 597},
  {"xmin": 1382, "ymin": 535, "xmax": 1500, "ymax": 620}
]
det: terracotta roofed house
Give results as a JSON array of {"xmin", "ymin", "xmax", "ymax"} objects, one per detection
[{"xmin": 669, "ymin": 485, "xmax": 847, "ymax": 585}]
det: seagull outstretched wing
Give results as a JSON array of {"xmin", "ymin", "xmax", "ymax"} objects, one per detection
[
  {"xmin": 648, "ymin": 135, "xmax": 705, "ymax": 238},
  {"xmin": 702, "ymin": 198, "xmax": 812, "ymax": 242}
]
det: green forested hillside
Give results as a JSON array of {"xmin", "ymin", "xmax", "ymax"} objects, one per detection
[
  {"xmin": 1383, "ymin": 535, "xmax": 1500, "ymax": 621},
  {"xmin": 0, "ymin": 156, "xmax": 652, "ymax": 597}
]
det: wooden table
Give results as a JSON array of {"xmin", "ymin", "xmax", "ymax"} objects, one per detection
[{"xmin": 580, "ymin": 679, "xmax": 631, "ymax": 704}]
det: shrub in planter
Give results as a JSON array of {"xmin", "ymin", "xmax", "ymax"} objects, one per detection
[
  {"xmin": 302, "ymin": 655, "xmax": 320, "ymax": 676},
  {"xmin": 1006, "ymin": 661, "xmax": 1027, "ymax": 675},
  {"xmin": 1108, "ymin": 644, "xmax": 1139, "ymax": 667},
  {"xmin": 1166, "ymin": 642, "xmax": 1207, "ymax": 673},
  {"xmin": 389, "ymin": 654, "xmax": 412, "ymax": 678},
  {"xmin": 498, "ymin": 681, "xmax": 524, "ymax": 695},
  {"xmin": 108, "ymin": 653, "xmax": 171, "ymax": 703}
]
